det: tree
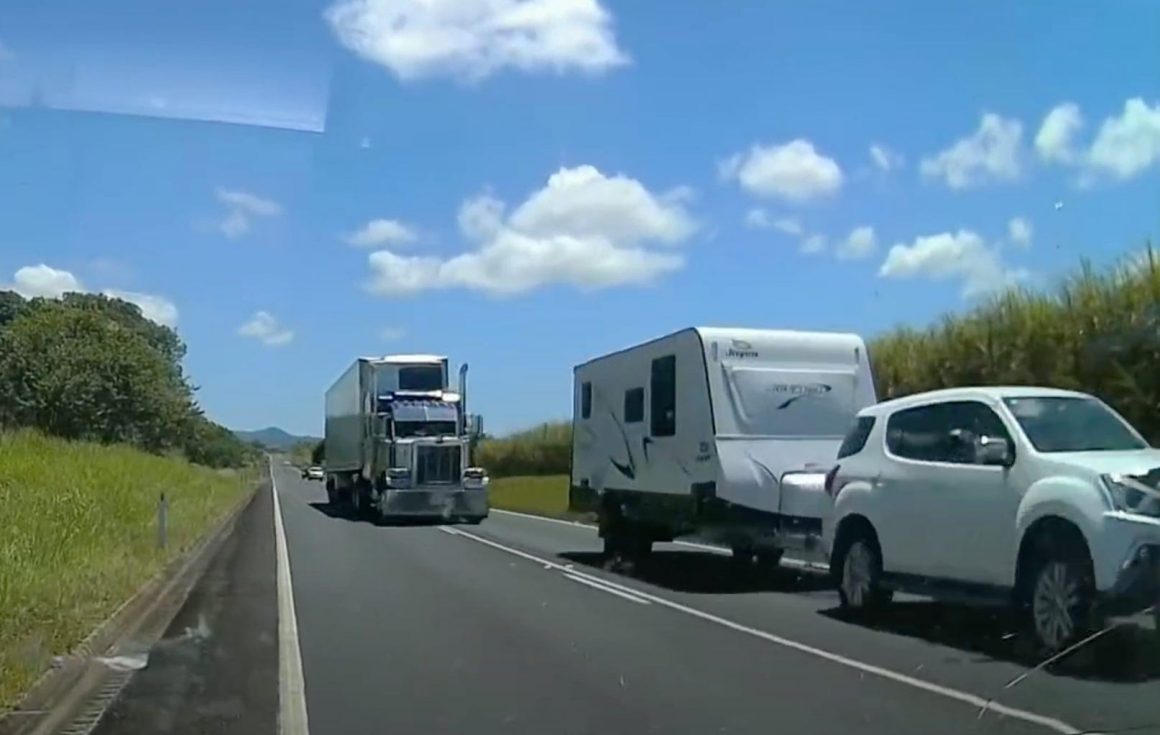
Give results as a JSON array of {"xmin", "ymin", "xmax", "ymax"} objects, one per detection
[
  {"xmin": 0, "ymin": 290, "xmax": 27, "ymax": 330},
  {"xmin": 0, "ymin": 302, "xmax": 194, "ymax": 451},
  {"xmin": 58, "ymin": 292, "xmax": 186, "ymax": 374},
  {"xmin": 311, "ymin": 439, "xmax": 324, "ymax": 465}
]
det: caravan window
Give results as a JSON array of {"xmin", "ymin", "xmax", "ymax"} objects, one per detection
[
  {"xmin": 581, "ymin": 382, "xmax": 592, "ymax": 419},
  {"xmin": 624, "ymin": 387, "xmax": 644, "ymax": 423},
  {"xmin": 650, "ymin": 355, "xmax": 676, "ymax": 436}
]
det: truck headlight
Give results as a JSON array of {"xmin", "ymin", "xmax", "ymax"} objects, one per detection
[
  {"xmin": 386, "ymin": 467, "xmax": 412, "ymax": 489},
  {"xmin": 463, "ymin": 467, "xmax": 489, "ymax": 489},
  {"xmin": 1101, "ymin": 474, "xmax": 1160, "ymax": 515}
]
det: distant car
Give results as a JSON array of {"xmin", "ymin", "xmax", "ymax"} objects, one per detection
[{"xmin": 303, "ymin": 466, "xmax": 324, "ymax": 481}]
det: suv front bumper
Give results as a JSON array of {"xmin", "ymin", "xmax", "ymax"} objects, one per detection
[{"xmin": 1097, "ymin": 513, "xmax": 1160, "ymax": 618}]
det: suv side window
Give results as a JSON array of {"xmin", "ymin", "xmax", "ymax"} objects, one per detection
[
  {"xmin": 886, "ymin": 404, "xmax": 951, "ymax": 462},
  {"xmin": 837, "ymin": 416, "xmax": 876, "ymax": 459},
  {"xmin": 887, "ymin": 401, "xmax": 1013, "ymax": 464},
  {"xmin": 941, "ymin": 400, "xmax": 1013, "ymax": 465}
]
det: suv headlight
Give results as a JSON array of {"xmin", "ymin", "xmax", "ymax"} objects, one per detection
[{"xmin": 1101, "ymin": 473, "xmax": 1160, "ymax": 515}]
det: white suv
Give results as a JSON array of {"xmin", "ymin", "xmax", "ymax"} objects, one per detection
[{"xmin": 823, "ymin": 386, "xmax": 1160, "ymax": 653}]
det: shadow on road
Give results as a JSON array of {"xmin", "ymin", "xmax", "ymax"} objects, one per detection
[
  {"xmin": 819, "ymin": 602, "xmax": 1160, "ymax": 683},
  {"xmin": 562, "ymin": 546, "xmax": 1160, "ymax": 682},
  {"xmin": 558, "ymin": 550, "xmax": 833, "ymax": 595},
  {"xmin": 305, "ymin": 501, "xmax": 456, "ymax": 527}
]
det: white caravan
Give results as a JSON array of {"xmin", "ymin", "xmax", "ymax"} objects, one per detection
[{"xmin": 570, "ymin": 327, "xmax": 876, "ymax": 561}]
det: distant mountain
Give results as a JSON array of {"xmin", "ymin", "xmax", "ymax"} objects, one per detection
[{"xmin": 233, "ymin": 427, "xmax": 320, "ymax": 451}]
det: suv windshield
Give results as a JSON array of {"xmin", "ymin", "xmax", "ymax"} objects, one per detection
[{"xmin": 1003, "ymin": 396, "xmax": 1148, "ymax": 453}]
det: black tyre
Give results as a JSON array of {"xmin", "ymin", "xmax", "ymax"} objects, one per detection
[{"xmin": 834, "ymin": 527, "xmax": 888, "ymax": 614}]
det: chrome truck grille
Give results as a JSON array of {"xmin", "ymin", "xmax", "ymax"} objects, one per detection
[{"xmin": 415, "ymin": 444, "xmax": 461, "ymax": 485}]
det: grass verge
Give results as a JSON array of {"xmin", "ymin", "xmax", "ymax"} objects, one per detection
[
  {"xmin": 0, "ymin": 430, "xmax": 255, "ymax": 711},
  {"xmin": 488, "ymin": 474, "xmax": 593, "ymax": 522}
]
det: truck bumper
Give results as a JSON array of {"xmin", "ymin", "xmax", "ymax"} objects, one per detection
[{"xmin": 379, "ymin": 487, "xmax": 489, "ymax": 521}]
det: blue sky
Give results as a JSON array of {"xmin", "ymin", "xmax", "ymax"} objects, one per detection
[{"xmin": 1, "ymin": 0, "xmax": 1158, "ymax": 437}]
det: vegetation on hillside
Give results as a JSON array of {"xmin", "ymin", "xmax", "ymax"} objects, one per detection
[
  {"xmin": 0, "ymin": 430, "xmax": 253, "ymax": 710},
  {"xmin": 479, "ymin": 248, "xmax": 1160, "ymax": 477},
  {"xmin": 0, "ymin": 290, "xmax": 258, "ymax": 468}
]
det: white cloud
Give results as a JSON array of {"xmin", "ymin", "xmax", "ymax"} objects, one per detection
[
  {"xmin": 380, "ymin": 326, "xmax": 407, "ymax": 341},
  {"xmin": 920, "ymin": 113, "xmax": 1023, "ymax": 189},
  {"xmin": 345, "ymin": 218, "xmax": 419, "ymax": 247},
  {"xmin": 800, "ymin": 234, "xmax": 826, "ymax": 255},
  {"xmin": 102, "ymin": 289, "xmax": 180, "ymax": 327},
  {"xmin": 1007, "ymin": 216, "xmax": 1033, "ymax": 248},
  {"xmin": 1035, "ymin": 103, "xmax": 1083, "ymax": 165},
  {"xmin": 8, "ymin": 264, "xmax": 85, "ymax": 299},
  {"xmin": 238, "ymin": 311, "xmax": 294, "ymax": 347},
  {"xmin": 1086, "ymin": 97, "xmax": 1160, "ymax": 180},
  {"xmin": 878, "ymin": 229, "xmax": 1028, "ymax": 298},
  {"xmin": 719, "ymin": 139, "xmax": 844, "ymax": 203},
  {"xmin": 324, "ymin": 0, "xmax": 630, "ymax": 83},
  {"xmin": 869, "ymin": 143, "xmax": 904, "ymax": 172},
  {"xmin": 365, "ymin": 164, "xmax": 697, "ymax": 296},
  {"xmin": 835, "ymin": 226, "xmax": 877, "ymax": 261},
  {"xmin": 745, "ymin": 208, "xmax": 803, "ymax": 236},
  {"xmin": 215, "ymin": 188, "xmax": 283, "ymax": 239},
  {"xmin": 3, "ymin": 264, "xmax": 178, "ymax": 326}
]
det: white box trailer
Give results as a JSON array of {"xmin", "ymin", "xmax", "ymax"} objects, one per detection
[{"xmin": 569, "ymin": 327, "xmax": 876, "ymax": 561}]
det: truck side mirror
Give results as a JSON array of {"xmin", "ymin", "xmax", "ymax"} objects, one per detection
[{"xmin": 466, "ymin": 414, "xmax": 484, "ymax": 438}]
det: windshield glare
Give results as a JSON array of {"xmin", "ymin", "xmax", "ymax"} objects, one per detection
[{"xmin": 1003, "ymin": 396, "xmax": 1148, "ymax": 453}]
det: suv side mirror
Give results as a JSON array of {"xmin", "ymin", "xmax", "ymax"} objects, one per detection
[{"xmin": 976, "ymin": 435, "xmax": 1012, "ymax": 466}]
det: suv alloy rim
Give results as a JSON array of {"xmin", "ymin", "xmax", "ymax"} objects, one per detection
[{"xmin": 1032, "ymin": 561, "xmax": 1079, "ymax": 651}]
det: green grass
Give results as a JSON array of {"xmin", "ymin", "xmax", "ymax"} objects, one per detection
[
  {"xmin": 0, "ymin": 430, "xmax": 255, "ymax": 711},
  {"xmin": 488, "ymin": 474, "xmax": 588, "ymax": 520}
]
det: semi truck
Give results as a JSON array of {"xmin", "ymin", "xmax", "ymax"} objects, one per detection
[
  {"xmin": 569, "ymin": 327, "xmax": 876, "ymax": 564},
  {"xmin": 323, "ymin": 354, "xmax": 489, "ymax": 524}
]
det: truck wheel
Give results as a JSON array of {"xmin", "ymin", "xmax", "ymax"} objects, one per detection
[
  {"xmin": 325, "ymin": 478, "xmax": 338, "ymax": 507},
  {"xmin": 834, "ymin": 528, "xmax": 887, "ymax": 615},
  {"xmin": 1025, "ymin": 543, "xmax": 1095, "ymax": 655}
]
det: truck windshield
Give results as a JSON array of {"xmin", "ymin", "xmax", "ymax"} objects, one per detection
[
  {"xmin": 1003, "ymin": 396, "xmax": 1149, "ymax": 452},
  {"xmin": 398, "ymin": 366, "xmax": 444, "ymax": 391},
  {"xmin": 395, "ymin": 421, "xmax": 458, "ymax": 438}
]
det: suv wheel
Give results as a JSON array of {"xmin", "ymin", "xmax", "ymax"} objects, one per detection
[
  {"xmin": 1028, "ymin": 554, "xmax": 1094, "ymax": 654},
  {"xmin": 836, "ymin": 532, "xmax": 887, "ymax": 613}
]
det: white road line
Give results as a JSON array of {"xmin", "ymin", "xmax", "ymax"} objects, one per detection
[
  {"xmin": 271, "ymin": 463, "xmax": 310, "ymax": 735},
  {"xmin": 437, "ymin": 526, "xmax": 462, "ymax": 536},
  {"xmin": 562, "ymin": 573, "xmax": 651, "ymax": 605},
  {"xmin": 489, "ymin": 508, "xmax": 828, "ymax": 571},
  {"xmin": 446, "ymin": 527, "xmax": 1080, "ymax": 735}
]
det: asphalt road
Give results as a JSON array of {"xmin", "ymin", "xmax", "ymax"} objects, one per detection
[{"xmin": 271, "ymin": 464, "xmax": 1160, "ymax": 735}]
